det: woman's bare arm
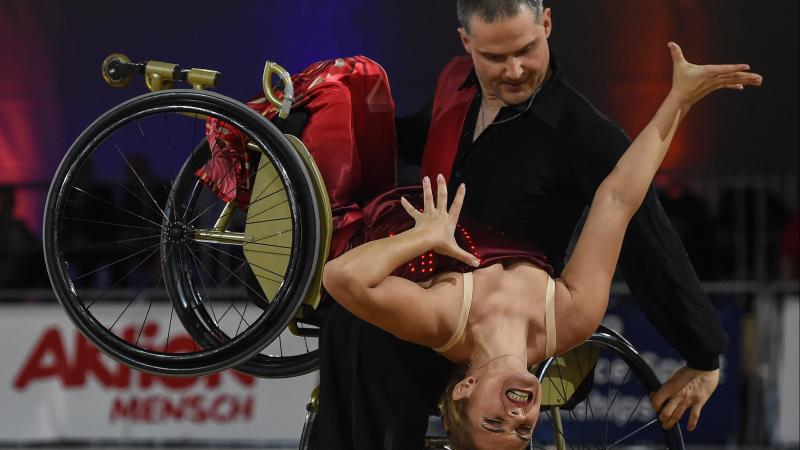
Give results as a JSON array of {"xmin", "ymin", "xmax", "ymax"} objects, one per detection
[
  {"xmin": 601, "ymin": 42, "xmax": 762, "ymax": 211},
  {"xmin": 323, "ymin": 175, "xmax": 478, "ymax": 346},
  {"xmin": 555, "ymin": 43, "xmax": 761, "ymax": 431}
]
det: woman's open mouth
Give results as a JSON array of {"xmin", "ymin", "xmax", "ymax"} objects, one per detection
[{"xmin": 506, "ymin": 388, "xmax": 533, "ymax": 405}]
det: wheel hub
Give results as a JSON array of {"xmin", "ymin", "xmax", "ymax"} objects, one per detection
[{"xmin": 167, "ymin": 223, "xmax": 192, "ymax": 243}]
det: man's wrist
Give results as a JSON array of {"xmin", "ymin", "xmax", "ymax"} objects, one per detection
[{"xmin": 685, "ymin": 355, "xmax": 720, "ymax": 372}]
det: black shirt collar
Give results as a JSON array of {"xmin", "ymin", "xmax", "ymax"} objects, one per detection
[{"xmin": 457, "ymin": 47, "xmax": 567, "ymax": 130}]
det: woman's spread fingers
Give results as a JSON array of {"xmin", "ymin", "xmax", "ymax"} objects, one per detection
[
  {"xmin": 707, "ymin": 63, "xmax": 750, "ymax": 75},
  {"xmin": 449, "ymin": 184, "xmax": 466, "ymax": 220},
  {"xmin": 422, "ymin": 176, "xmax": 433, "ymax": 212},
  {"xmin": 715, "ymin": 72, "xmax": 762, "ymax": 85},
  {"xmin": 452, "ymin": 246, "xmax": 479, "ymax": 267},
  {"xmin": 400, "ymin": 196, "xmax": 420, "ymax": 218},
  {"xmin": 668, "ymin": 42, "xmax": 686, "ymax": 63},
  {"xmin": 436, "ymin": 174, "xmax": 448, "ymax": 211}
]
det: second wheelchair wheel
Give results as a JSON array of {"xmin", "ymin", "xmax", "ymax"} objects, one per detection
[
  {"xmin": 532, "ymin": 326, "xmax": 684, "ymax": 449},
  {"xmin": 43, "ymin": 89, "xmax": 320, "ymax": 376},
  {"xmin": 164, "ymin": 138, "xmax": 322, "ymax": 378}
]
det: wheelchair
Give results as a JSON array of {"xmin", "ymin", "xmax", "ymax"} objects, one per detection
[{"xmin": 42, "ymin": 55, "xmax": 684, "ymax": 449}]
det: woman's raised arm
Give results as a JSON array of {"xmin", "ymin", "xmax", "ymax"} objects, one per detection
[{"xmin": 602, "ymin": 42, "xmax": 762, "ymax": 210}]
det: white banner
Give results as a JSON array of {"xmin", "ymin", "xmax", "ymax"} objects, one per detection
[
  {"xmin": 776, "ymin": 295, "xmax": 799, "ymax": 444},
  {"xmin": 0, "ymin": 304, "xmax": 317, "ymax": 443}
]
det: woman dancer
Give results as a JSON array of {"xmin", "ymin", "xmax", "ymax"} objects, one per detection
[{"xmin": 322, "ymin": 43, "xmax": 761, "ymax": 449}]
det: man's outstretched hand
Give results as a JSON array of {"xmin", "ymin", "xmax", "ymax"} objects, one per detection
[{"xmin": 651, "ymin": 366, "xmax": 720, "ymax": 431}]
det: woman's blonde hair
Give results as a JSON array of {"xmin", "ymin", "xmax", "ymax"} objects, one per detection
[{"xmin": 440, "ymin": 365, "xmax": 477, "ymax": 450}]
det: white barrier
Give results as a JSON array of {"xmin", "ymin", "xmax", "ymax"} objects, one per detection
[
  {"xmin": 776, "ymin": 295, "xmax": 799, "ymax": 445},
  {"xmin": 0, "ymin": 304, "xmax": 316, "ymax": 444}
]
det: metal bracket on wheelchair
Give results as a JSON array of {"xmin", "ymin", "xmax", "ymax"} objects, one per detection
[
  {"xmin": 262, "ymin": 61, "xmax": 294, "ymax": 120},
  {"xmin": 100, "ymin": 53, "xmax": 221, "ymax": 92}
]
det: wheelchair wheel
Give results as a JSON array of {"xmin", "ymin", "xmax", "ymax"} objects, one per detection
[
  {"xmin": 532, "ymin": 326, "xmax": 685, "ymax": 449},
  {"xmin": 164, "ymin": 138, "xmax": 322, "ymax": 378},
  {"xmin": 43, "ymin": 89, "xmax": 320, "ymax": 376}
]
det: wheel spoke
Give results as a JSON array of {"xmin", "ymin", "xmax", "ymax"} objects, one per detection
[
  {"xmin": 163, "ymin": 303, "xmax": 175, "ymax": 353},
  {"xmin": 110, "ymin": 135, "xmax": 171, "ymax": 224},
  {"xmin": 245, "ymin": 215, "xmax": 292, "ymax": 225},
  {"xmin": 182, "ymin": 243, "xmax": 257, "ymax": 327},
  {"xmin": 64, "ymin": 216, "xmax": 159, "ymax": 232},
  {"xmin": 246, "ymin": 198, "xmax": 290, "ymax": 223},
  {"xmin": 107, "ymin": 247, "xmax": 163, "ymax": 330},
  {"xmin": 251, "ymin": 226, "xmax": 294, "ymax": 245},
  {"xmin": 71, "ymin": 186, "xmax": 163, "ymax": 229},
  {"xmin": 191, "ymin": 243, "xmax": 272, "ymax": 312},
  {"xmin": 235, "ymin": 299, "xmax": 250, "ymax": 335},
  {"xmin": 194, "ymin": 240, "xmax": 285, "ymax": 284},
  {"xmin": 182, "ymin": 243, "xmax": 219, "ymax": 323},
  {"xmin": 134, "ymin": 245, "xmax": 173, "ymax": 346},
  {"xmin": 74, "ymin": 240, "xmax": 162, "ymax": 282},
  {"xmin": 118, "ymin": 181, "xmax": 169, "ymax": 223},
  {"xmin": 607, "ymin": 418, "xmax": 661, "ymax": 449},
  {"xmin": 64, "ymin": 234, "xmax": 160, "ymax": 252},
  {"xmin": 84, "ymin": 245, "xmax": 162, "ymax": 309}
]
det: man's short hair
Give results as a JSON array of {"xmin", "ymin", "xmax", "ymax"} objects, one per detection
[{"xmin": 457, "ymin": 0, "xmax": 544, "ymax": 32}]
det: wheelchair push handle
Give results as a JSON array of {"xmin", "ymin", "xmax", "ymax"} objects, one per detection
[
  {"xmin": 262, "ymin": 61, "xmax": 294, "ymax": 120},
  {"xmin": 101, "ymin": 53, "xmax": 221, "ymax": 91}
]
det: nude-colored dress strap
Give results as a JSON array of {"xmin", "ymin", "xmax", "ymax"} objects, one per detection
[
  {"xmin": 434, "ymin": 272, "xmax": 473, "ymax": 353},
  {"xmin": 544, "ymin": 276, "xmax": 557, "ymax": 359}
]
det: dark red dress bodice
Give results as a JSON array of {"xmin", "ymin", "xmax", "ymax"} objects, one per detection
[{"xmin": 357, "ymin": 186, "xmax": 552, "ymax": 282}]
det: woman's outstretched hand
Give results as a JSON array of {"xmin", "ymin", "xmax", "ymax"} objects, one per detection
[
  {"xmin": 668, "ymin": 41, "xmax": 762, "ymax": 108},
  {"xmin": 400, "ymin": 174, "xmax": 480, "ymax": 267}
]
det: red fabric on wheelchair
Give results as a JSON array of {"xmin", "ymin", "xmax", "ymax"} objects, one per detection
[{"xmin": 195, "ymin": 56, "xmax": 397, "ymax": 258}]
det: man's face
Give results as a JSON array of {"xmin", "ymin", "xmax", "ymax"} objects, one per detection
[{"xmin": 459, "ymin": 6, "xmax": 552, "ymax": 106}]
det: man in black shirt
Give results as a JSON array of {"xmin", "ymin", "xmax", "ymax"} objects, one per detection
[{"xmin": 312, "ymin": 0, "xmax": 727, "ymax": 447}]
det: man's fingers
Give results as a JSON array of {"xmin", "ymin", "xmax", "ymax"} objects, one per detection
[
  {"xmin": 663, "ymin": 400, "xmax": 690, "ymax": 430},
  {"xmin": 658, "ymin": 396, "xmax": 680, "ymax": 426},
  {"xmin": 436, "ymin": 174, "xmax": 448, "ymax": 211},
  {"xmin": 651, "ymin": 385, "xmax": 672, "ymax": 412},
  {"xmin": 687, "ymin": 402, "xmax": 705, "ymax": 432}
]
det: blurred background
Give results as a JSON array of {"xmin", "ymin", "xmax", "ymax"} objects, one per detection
[{"xmin": 0, "ymin": 0, "xmax": 797, "ymax": 448}]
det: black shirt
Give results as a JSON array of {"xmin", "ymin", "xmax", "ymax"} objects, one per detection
[
  {"xmin": 312, "ymin": 51, "xmax": 729, "ymax": 450},
  {"xmin": 398, "ymin": 53, "xmax": 727, "ymax": 371}
]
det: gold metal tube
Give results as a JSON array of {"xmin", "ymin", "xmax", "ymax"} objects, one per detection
[
  {"xmin": 308, "ymin": 385, "xmax": 320, "ymax": 413},
  {"xmin": 187, "ymin": 68, "xmax": 220, "ymax": 90},
  {"xmin": 213, "ymin": 202, "xmax": 236, "ymax": 231},
  {"xmin": 551, "ymin": 406, "xmax": 566, "ymax": 450},
  {"xmin": 192, "ymin": 229, "xmax": 249, "ymax": 245}
]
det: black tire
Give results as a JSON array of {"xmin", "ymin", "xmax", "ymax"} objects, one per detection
[
  {"xmin": 164, "ymin": 139, "xmax": 321, "ymax": 378},
  {"xmin": 43, "ymin": 89, "xmax": 320, "ymax": 376},
  {"xmin": 531, "ymin": 326, "xmax": 685, "ymax": 449}
]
